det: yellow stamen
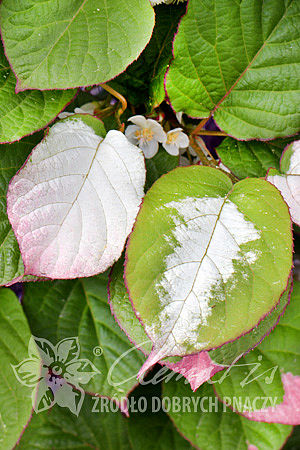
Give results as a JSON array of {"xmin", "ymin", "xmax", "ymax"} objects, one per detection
[
  {"xmin": 135, "ymin": 127, "xmax": 154, "ymax": 142},
  {"xmin": 166, "ymin": 132, "xmax": 179, "ymax": 144}
]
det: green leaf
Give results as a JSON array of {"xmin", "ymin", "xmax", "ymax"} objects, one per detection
[
  {"xmin": 209, "ymin": 279, "xmax": 292, "ymax": 366},
  {"xmin": 125, "ymin": 166, "xmax": 292, "ymax": 372},
  {"xmin": 109, "ymin": 3, "xmax": 185, "ymax": 108},
  {"xmin": 18, "ymin": 389, "xmax": 191, "ymax": 449},
  {"xmin": 0, "ymin": 48, "xmax": 75, "ymax": 143},
  {"xmin": 145, "ymin": 147, "xmax": 179, "ymax": 190},
  {"xmin": 258, "ymin": 280, "xmax": 300, "ymax": 375},
  {"xmin": 211, "ymin": 281, "xmax": 300, "ymax": 415},
  {"xmin": 0, "ymin": 134, "xmax": 44, "ymax": 286},
  {"xmin": 18, "ymin": 396, "xmax": 131, "ymax": 449},
  {"xmin": 23, "ymin": 275, "xmax": 145, "ymax": 406},
  {"xmin": 163, "ymin": 378, "xmax": 292, "ymax": 450},
  {"xmin": 109, "ymin": 257, "xmax": 151, "ymax": 354},
  {"xmin": 213, "ymin": 347, "xmax": 284, "ymax": 413},
  {"xmin": 110, "ymin": 259, "xmax": 292, "ymax": 377},
  {"xmin": 0, "ymin": 288, "xmax": 40, "ymax": 450},
  {"xmin": 217, "ymin": 137, "xmax": 297, "ymax": 179},
  {"xmin": 64, "ymin": 113, "xmax": 107, "ymax": 138},
  {"xmin": 166, "ymin": 0, "xmax": 300, "ymax": 139},
  {"xmin": 0, "ymin": 0, "xmax": 155, "ymax": 91}
]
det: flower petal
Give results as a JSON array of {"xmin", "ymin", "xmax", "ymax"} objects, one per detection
[
  {"xmin": 128, "ymin": 115, "xmax": 148, "ymax": 128},
  {"xmin": 74, "ymin": 102, "xmax": 97, "ymax": 115},
  {"xmin": 163, "ymin": 142, "xmax": 180, "ymax": 156},
  {"xmin": 147, "ymin": 119, "xmax": 167, "ymax": 143},
  {"xmin": 177, "ymin": 131, "xmax": 189, "ymax": 148},
  {"xmin": 140, "ymin": 140, "xmax": 159, "ymax": 158},
  {"xmin": 125, "ymin": 125, "xmax": 139, "ymax": 144}
]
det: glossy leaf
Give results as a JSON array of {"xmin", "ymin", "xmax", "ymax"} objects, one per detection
[
  {"xmin": 0, "ymin": 0, "xmax": 155, "ymax": 91},
  {"xmin": 145, "ymin": 147, "xmax": 179, "ymax": 191},
  {"xmin": 7, "ymin": 117, "xmax": 146, "ymax": 279},
  {"xmin": 23, "ymin": 275, "xmax": 145, "ymax": 409},
  {"xmin": 163, "ymin": 378, "xmax": 292, "ymax": 450},
  {"xmin": 109, "ymin": 3, "xmax": 186, "ymax": 108},
  {"xmin": 213, "ymin": 281, "xmax": 300, "ymax": 423},
  {"xmin": 110, "ymin": 259, "xmax": 292, "ymax": 390},
  {"xmin": 0, "ymin": 48, "xmax": 75, "ymax": 143},
  {"xmin": 0, "ymin": 288, "xmax": 40, "ymax": 449},
  {"xmin": 209, "ymin": 279, "xmax": 292, "ymax": 366},
  {"xmin": 216, "ymin": 137, "xmax": 294, "ymax": 179},
  {"xmin": 258, "ymin": 280, "xmax": 300, "ymax": 375},
  {"xmin": 18, "ymin": 389, "xmax": 191, "ymax": 449},
  {"xmin": 166, "ymin": 0, "xmax": 300, "ymax": 139},
  {"xmin": 125, "ymin": 166, "xmax": 292, "ymax": 374}
]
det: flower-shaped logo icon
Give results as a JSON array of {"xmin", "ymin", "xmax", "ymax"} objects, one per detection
[{"xmin": 12, "ymin": 336, "xmax": 100, "ymax": 415}]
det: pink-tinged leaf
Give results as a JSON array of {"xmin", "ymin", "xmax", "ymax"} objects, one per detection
[
  {"xmin": 267, "ymin": 140, "xmax": 300, "ymax": 226},
  {"xmin": 243, "ymin": 372, "xmax": 300, "ymax": 425},
  {"xmin": 162, "ymin": 351, "xmax": 225, "ymax": 391},
  {"xmin": 7, "ymin": 119, "xmax": 145, "ymax": 279}
]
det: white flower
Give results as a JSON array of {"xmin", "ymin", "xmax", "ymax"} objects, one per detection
[
  {"xmin": 58, "ymin": 102, "xmax": 98, "ymax": 119},
  {"xmin": 125, "ymin": 115, "xmax": 166, "ymax": 158},
  {"xmin": 163, "ymin": 128, "xmax": 189, "ymax": 156}
]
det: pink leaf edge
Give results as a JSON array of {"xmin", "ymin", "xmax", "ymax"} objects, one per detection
[
  {"xmin": 243, "ymin": 372, "xmax": 300, "ymax": 425},
  {"xmin": 162, "ymin": 352, "xmax": 225, "ymax": 391},
  {"xmin": 137, "ymin": 349, "xmax": 225, "ymax": 392}
]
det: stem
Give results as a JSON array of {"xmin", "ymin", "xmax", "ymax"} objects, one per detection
[
  {"xmin": 189, "ymin": 135, "xmax": 215, "ymax": 167},
  {"xmin": 191, "ymin": 116, "xmax": 210, "ymax": 136},
  {"xmin": 196, "ymin": 137, "xmax": 219, "ymax": 166},
  {"xmin": 100, "ymin": 83, "xmax": 127, "ymax": 115},
  {"xmin": 100, "ymin": 83, "xmax": 127, "ymax": 131},
  {"xmin": 196, "ymin": 130, "xmax": 228, "ymax": 136}
]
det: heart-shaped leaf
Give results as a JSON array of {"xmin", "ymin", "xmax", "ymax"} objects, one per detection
[
  {"xmin": 0, "ymin": 288, "xmax": 40, "ymax": 449},
  {"xmin": 110, "ymin": 253, "xmax": 291, "ymax": 391},
  {"xmin": 267, "ymin": 140, "xmax": 300, "ymax": 226},
  {"xmin": 7, "ymin": 117, "xmax": 146, "ymax": 279},
  {"xmin": 0, "ymin": 0, "xmax": 155, "ymax": 91},
  {"xmin": 166, "ymin": 0, "xmax": 300, "ymax": 139},
  {"xmin": 0, "ymin": 47, "xmax": 75, "ymax": 143},
  {"xmin": 125, "ymin": 166, "xmax": 292, "ymax": 375}
]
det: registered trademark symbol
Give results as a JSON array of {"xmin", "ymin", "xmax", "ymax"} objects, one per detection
[{"xmin": 93, "ymin": 346, "xmax": 103, "ymax": 356}]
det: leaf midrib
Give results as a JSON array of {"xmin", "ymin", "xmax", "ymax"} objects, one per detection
[
  {"xmin": 213, "ymin": 0, "xmax": 295, "ymax": 114},
  {"xmin": 17, "ymin": 0, "xmax": 89, "ymax": 87},
  {"xmin": 159, "ymin": 192, "xmax": 230, "ymax": 352}
]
